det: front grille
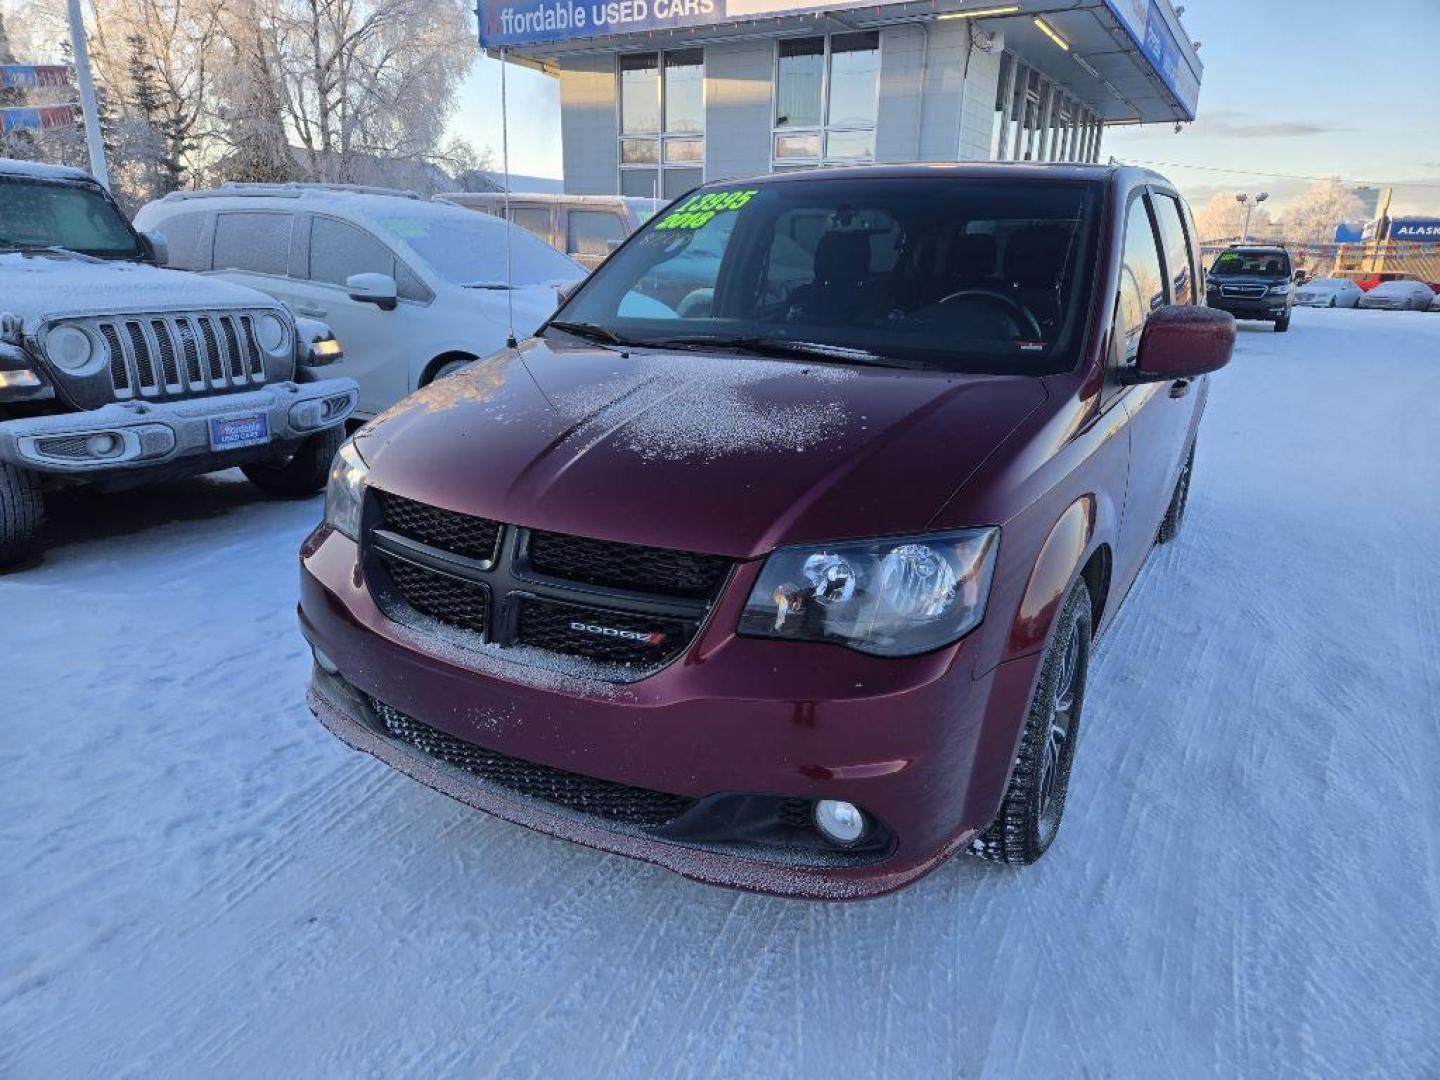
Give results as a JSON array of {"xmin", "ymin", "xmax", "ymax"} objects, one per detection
[
  {"xmin": 1220, "ymin": 283, "xmax": 1267, "ymax": 298},
  {"xmin": 517, "ymin": 596, "xmax": 692, "ymax": 668},
  {"xmin": 366, "ymin": 491, "xmax": 731, "ymax": 680},
  {"xmin": 381, "ymin": 554, "xmax": 490, "ymax": 636},
  {"xmin": 372, "ymin": 697, "xmax": 696, "ymax": 826},
  {"xmin": 526, "ymin": 529, "xmax": 730, "ymax": 599},
  {"xmin": 52, "ymin": 311, "xmax": 275, "ymax": 401},
  {"xmin": 378, "ymin": 491, "xmax": 501, "ymax": 562}
]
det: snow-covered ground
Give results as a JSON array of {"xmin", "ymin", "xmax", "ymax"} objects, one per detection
[{"xmin": 3, "ymin": 308, "xmax": 1438, "ymax": 1078}]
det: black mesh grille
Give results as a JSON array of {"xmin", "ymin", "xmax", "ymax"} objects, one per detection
[
  {"xmin": 517, "ymin": 597, "xmax": 692, "ymax": 668},
  {"xmin": 381, "ymin": 555, "xmax": 490, "ymax": 636},
  {"xmin": 378, "ymin": 491, "xmax": 501, "ymax": 562},
  {"xmin": 100, "ymin": 323, "xmax": 128, "ymax": 393},
  {"xmin": 150, "ymin": 319, "xmax": 180, "ymax": 386},
  {"xmin": 372, "ymin": 698, "xmax": 696, "ymax": 826},
  {"xmin": 200, "ymin": 318, "xmax": 224, "ymax": 381},
  {"xmin": 220, "ymin": 316, "xmax": 246, "ymax": 379},
  {"xmin": 176, "ymin": 318, "xmax": 202, "ymax": 384},
  {"xmin": 526, "ymin": 529, "xmax": 729, "ymax": 599}
]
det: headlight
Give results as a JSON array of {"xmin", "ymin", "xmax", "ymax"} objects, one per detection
[
  {"xmin": 256, "ymin": 313, "xmax": 291, "ymax": 355},
  {"xmin": 323, "ymin": 439, "xmax": 368, "ymax": 541},
  {"xmin": 1268, "ymin": 282, "xmax": 1291, "ymax": 295},
  {"xmin": 45, "ymin": 324, "xmax": 104, "ymax": 373},
  {"xmin": 738, "ymin": 528, "xmax": 1000, "ymax": 657}
]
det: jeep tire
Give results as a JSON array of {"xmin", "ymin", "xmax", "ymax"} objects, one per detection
[
  {"xmin": 0, "ymin": 462, "xmax": 45, "ymax": 568},
  {"xmin": 242, "ymin": 426, "xmax": 345, "ymax": 497}
]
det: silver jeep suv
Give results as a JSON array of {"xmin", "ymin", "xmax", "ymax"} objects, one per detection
[{"xmin": 0, "ymin": 159, "xmax": 358, "ymax": 567}]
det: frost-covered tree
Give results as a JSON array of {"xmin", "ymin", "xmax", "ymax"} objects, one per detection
[{"xmin": 1276, "ymin": 178, "xmax": 1365, "ymax": 248}]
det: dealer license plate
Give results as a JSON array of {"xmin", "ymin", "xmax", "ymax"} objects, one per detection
[{"xmin": 209, "ymin": 413, "xmax": 270, "ymax": 450}]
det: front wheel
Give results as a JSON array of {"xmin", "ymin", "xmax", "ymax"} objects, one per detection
[
  {"xmin": 1155, "ymin": 443, "xmax": 1194, "ymax": 546},
  {"xmin": 0, "ymin": 462, "xmax": 45, "ymax": 568},
  {"xmin": 242, "ymin": 426, "xmax": 345, "ymax": 497},
  {"xmin": 970, "ymin": 580, "xmax": 1092, "ymax": 865},
  {"xmin": 1275, "ymin": 312, "xmax": 1290, "ymax": 332}
]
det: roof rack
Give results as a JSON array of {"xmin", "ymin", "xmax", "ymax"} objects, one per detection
[{"xmin": 162, "ymin": 181, "xmax": 422, "ymax": 202}]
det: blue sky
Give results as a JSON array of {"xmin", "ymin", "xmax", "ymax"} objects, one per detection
[{"xmin": 448, "ymin": 0, "xmax": 1440, "ymax": 214}]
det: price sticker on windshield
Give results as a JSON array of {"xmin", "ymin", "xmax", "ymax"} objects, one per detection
[{"xmin": 652, "ymin": 189, "xmax": 759, "ymax": 232}]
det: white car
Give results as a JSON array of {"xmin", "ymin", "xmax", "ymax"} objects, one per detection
[
  {"xmin": 1430, "ymin": 291, "xmax": 1440, "ymax": 312},
  {"xmin": 1356, "ymin": 279, "xmax": 1436, "ymax": 311},
  {"xmin": 1293, "ymin": 277, "xmax": 1364, "ymax": 308},
  {"xmin": 136, "ymin": 185, "xmax": 586, "ymax": 419}
]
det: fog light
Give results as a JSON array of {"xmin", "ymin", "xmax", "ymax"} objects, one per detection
[
  {"xmin": 814, "ymin": 799, "xmax": 866, "ymax": 846},
  {"xmin": 312, "ymin": 645, "xmax": 339, "ymax": 674},
  {"xmin": 86, "ymin": 432, "xmax": 121, "ymax": 457}
]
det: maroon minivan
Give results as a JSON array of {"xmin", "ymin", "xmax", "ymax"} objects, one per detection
[{"xmin": 299, "ymin": 164, "xmax": 1233, "ymax": 899}]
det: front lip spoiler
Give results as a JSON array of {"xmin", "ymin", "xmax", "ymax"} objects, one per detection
[{"xmin": 306, "ymin": 667, "xmax": 964, "ymax": 901}]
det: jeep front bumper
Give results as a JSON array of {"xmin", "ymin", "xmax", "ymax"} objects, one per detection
[{"xmin": 0, "ymin": 379, "xmax": 357, "ymax": 473}]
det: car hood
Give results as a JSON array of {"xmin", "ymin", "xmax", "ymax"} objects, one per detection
[
  {"xmin": 0, "ymin": 252, "xmax": 278, "ymax": 331},
  {"xmin": 356, "ymin": 340, "xmax": 1047, "ymax": 559}
]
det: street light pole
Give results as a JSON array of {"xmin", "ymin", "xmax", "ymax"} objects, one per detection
[
  {"xmin": 66, "ymin": 0, "xmax": 108, "ymax": 188},
  {"xmin": 1236, "ymin": 191, "xmax": 1269, "ymax": 243}
]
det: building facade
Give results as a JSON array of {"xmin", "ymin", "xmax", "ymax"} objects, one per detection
[{"xmin": 481, "ymin": 0, "xmax": 1203, "ymax": 198}]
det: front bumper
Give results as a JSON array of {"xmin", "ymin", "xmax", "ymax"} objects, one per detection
[
  {"xmin": 1207, "ymin": 295, "xmax": 1289, "ymax": 320},
  {"xmin": 299, "ymin": 527, "xmax": 1041, "ymax": 900},
  {"xmin": 0, "ymin": 379, "xmax": 357, "ymax": 473}
]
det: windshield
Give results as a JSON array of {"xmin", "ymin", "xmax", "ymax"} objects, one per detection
[
  {"xmin": 372, "ymin": 210, "xmax": 583, "ymax": 288},
  {"xmin": 1210, "ymin": 250, "xmax": 1290, "ymax": 277},
  {"xmin": 554, "ymin": 177, "xmax": 1101, "ymax": 374},
  {"xmin": 1369, "ymin": 281, "xmax": 1421, "ymax": 296},
  {"xmin": 0, "ymin": 175, "xmax": 142, "ymax": 259},
  {"xmin": 1305, "ymin": 278, "xmax": 1347, "ymax": 289}
]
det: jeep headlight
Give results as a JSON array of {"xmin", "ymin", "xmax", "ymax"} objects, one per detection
[
  {"xmin": 45, "ymin": 324, "xmax": 106, "ymax": 374},
  {"xmin": 323, "ymin": 438, "xmax": 368, "ymax": 541},
  {"xmin": 256, "ymin": 312, "xmax": 291, "ymax": 356},
  {"xmin": 738, "ymin": 528, "xmax": 1000, "ymax": 657}
]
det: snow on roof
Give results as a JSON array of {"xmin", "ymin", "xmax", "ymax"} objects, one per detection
[{"xmin": 0, "ymin": 157, "xmax": 93, "ymax": 182}]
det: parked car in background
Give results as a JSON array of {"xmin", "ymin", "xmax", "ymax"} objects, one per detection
[
  {"xmin": 136, "ymin": 185, "xmax": 586, "ymax": 420},
  {"xmin": 1205, "ymin": 244, "xmax": 1297, "ymax": 331},
  {"xmin": 437, "ymin": 192, "xmax": 660, "ymax": 269},
  {"xmin": 1293, "ymin": 277, "xmax": 1364, "ymax": 308},
  {"xmin": 1356, "ymin": 279, "xmax": 1435, "ymax": 310},
  {"xmin": 301, "ymin": 163, "xmax": 1234, "ymax": 898},
  {"xmin": 1429, "ymin": 291, "xmax": 1440, "ymax": 312},
  {"xmin": 0, "ymin": 159, "xmax": 355, "ymax": 568}
]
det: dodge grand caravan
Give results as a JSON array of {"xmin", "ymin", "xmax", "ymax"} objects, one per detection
[{"xmin": 299, "ymin": 164, "xmax": 1235, "ymax": 899}]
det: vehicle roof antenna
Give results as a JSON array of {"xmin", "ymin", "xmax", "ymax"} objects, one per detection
[{"xmin": 500, "ymin": 46, "xmax": 517, "ymax": 350}]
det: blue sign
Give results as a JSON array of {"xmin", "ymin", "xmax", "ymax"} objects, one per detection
[
  {"xmin": 1102, "ymin": 0, "xmax": 1201, "ymax": 119},
  {"xmin": 481, "ymin": 0, "xmax": 853, "ymax": 47},
  {"xmin": 1389, "ymin": 219, "xmax": 1440, "ymax": 242}
]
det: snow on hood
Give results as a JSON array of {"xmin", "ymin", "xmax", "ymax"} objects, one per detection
[
  {"xmin": 0, "ymin": 253, "xmax": 283, "ymax": 330},
  {"xmin": 356, "ymin": 340, "xmax": 1048, "ymax": 558}
]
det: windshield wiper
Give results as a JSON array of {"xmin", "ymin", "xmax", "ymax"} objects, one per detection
[
  {"xmin": 0, "ymin": 243, "xmax": 99, "ymax": 261},
  {"xmin": 642, "ymin": 334, "xmax": 930, "ymax": 370},
  {"xmin": 545, "ymin": 320, "xmax": 634, "ymax": 347}
]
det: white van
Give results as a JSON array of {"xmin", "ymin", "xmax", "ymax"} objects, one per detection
[{"xmin": 136, "ymin": 184, "xmax": 586, "ymax": 419}]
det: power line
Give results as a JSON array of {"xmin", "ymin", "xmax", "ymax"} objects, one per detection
[{"xmin": 1112, "ymin": 157, "xmax": 1440, "ymax": 190}]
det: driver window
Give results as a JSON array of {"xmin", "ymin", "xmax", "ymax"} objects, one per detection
[{"xmin": 1116, "ymin": 196, "xmax": 1165, "ymax": 363}]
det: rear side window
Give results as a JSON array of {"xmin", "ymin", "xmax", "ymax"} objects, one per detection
[
  {"xmin": 1151, "ymin": 194, "xmax": 1195, "ymax": 305},
  {"xmin": 567, "ymin": 210, "xmax": 626, "ymax": 258},
  {"xmin": 1117, "ymin": 197, "xmax": 1165, "ymax": 361},
  {"xmin": 509, "ymin": 205, "xmax": 552, "ymax": 240},
  {"xmin": 155, "ymin": 211, "xmax": 206, "ymax": 270},
  {"xmin": 309, "ymin": 217, "xmax": 393, "ymax": 287},
  {"xmin": 213, "ymin": 212, "xmax": 292, "ymax": 276}
]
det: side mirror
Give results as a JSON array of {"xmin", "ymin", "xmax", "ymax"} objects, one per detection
[
  {"xmin": 1293, "ymin": 270, "xmax": 1306, "ymax": 283},
  {"xmin": 346, "ymin": 272, "xmax": 398, "ymax": 311},
  {"xmin": 1131, "ymin": 305, "xmax": 1235, "ymax": 382},
  {"xmin": 141, "ymin": 230, "xmax": 169, "ymax": 267}
]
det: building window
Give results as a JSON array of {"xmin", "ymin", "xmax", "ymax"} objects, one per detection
[
  {"xmin": 618, "ymin": 49, "xmax": 704, "ymax": 201},
  {"xmin": 773, "ymin": 32, "xmax": 879, "ymax": 168}
]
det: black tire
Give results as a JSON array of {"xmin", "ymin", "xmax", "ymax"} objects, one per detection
[
  {"xmin": 0, "ymin": 462, "xmax": 45, "ymax": 568},
  {"xmin": 971, "ymin": 580, "xmax": 1092, "ymax": 866},
  {"xmin": 1328, "ymin": 297, "xmax": 1336, "ymax": 308},
  {"xmin": 242, "ymin": 426, "xmax": 345, "ymax": 497},
  {"xmin": 1275, "ymin": 312, "xmax": 1290, "ymax": 332},
  {"xmin": 1155, "ymin": 442, "xmax": 1194, "ymax": 546}
]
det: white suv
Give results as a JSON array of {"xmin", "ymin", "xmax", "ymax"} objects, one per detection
[{"xmin": 136, "ymin": 184, "xmax": 586, "ymax": 420}]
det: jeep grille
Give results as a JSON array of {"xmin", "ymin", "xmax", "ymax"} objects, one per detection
[{"xmin": 56, "ymin": 311, "xmax": 276, "ymax": 401}]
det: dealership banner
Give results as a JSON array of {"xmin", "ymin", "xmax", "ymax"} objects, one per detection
[
  {"xmin": 0, "ymin": 105, "xmax": 78, "ymax": 133},
  {"xmin": 1, "ymin": 64, "xmax": 72, "ymax": 89},
  {"xmin": 1102, "ymin": 0, "xmax": 1200, "ymax": 118}
]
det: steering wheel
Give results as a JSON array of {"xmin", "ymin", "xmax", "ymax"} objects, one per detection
[{"xmin": 936, "ymin": 289, "xmax": 1044, "ymax": 340}]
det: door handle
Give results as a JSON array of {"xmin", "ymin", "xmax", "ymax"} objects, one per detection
[
  {"xmin": 1169, "ymin": 379, "xmax": 1191, "ymax": 399},
  {"xmin": 297, "ymin": 306, "xmax": 327, "ymax": 318}
]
